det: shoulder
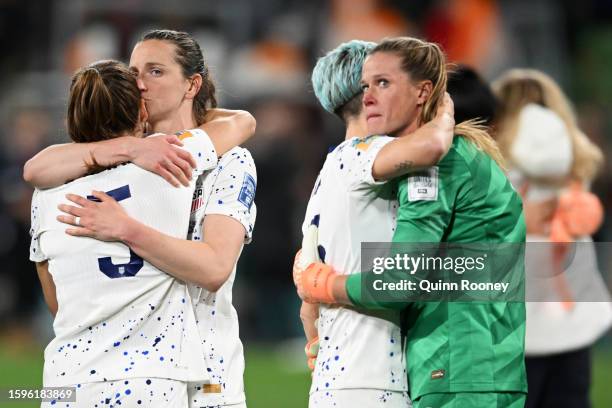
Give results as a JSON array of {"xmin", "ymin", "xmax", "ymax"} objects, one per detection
[
  {"xmin": 329, "ymin": 135, "xmax": 395, "ymax": 167},
  {"xmin": 210, "ymin": 147, "xmax": 257, "ymax": 195},
  {"xmin": 219, "ymin": 146, "xmax": 255, "ymax": 168},
  {"xmin": 348, "ymin": 134, "xmax": 394, "ymax": 151},
  {"xmin": 438, "ymin": 137, "xmax": 481, "ymax": 175}
]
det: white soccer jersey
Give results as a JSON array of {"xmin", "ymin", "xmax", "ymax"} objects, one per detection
[
  {"xmin": 187, "ymin": 147, "xmax": 257, "ymax": 407},
  {"xmin": 29, "ymin": 129, "xmax": 217, "ymax": 388},
  {"xmin": 301, "ymin": 135, "xmax": 408, "ymax": 394}
]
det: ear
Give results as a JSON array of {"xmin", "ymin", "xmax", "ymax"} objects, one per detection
[
  {"xmin": 416, "ymin": 80, "xmax": 433, "ymax": 106},
  {"xmin": 185, "ymin": 73, "xmax": 202, "ymax": 100}
]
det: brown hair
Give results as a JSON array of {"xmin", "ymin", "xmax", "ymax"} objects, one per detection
[
  {"xmin": 68, "ymin": 60, "xmax": 142, "ymax": 174},
  {"xmin": 68, "ymin": 59, "xmax": 141, "ymax": 143},
  {"xmin": 371, "ymin": 37, "xmax": 505, "ymax": 168},
  {"xmin": 142, "ymin": 29, "xmax": 217, "ymax": 125},
  {"xmin": 492, "ymin": 69, "xmax": 603, "ymax": 182}
]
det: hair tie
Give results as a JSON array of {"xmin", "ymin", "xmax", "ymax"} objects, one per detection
[{"xmin": 85, "ymin": 66, "xmax": 101, "ymax": 75}]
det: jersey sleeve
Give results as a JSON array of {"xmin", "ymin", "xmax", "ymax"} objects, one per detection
[
  {"xmin": 204, "ymin": 148, "xmax": 257, "ymax": 243},
  {"xmin": 343, "ymin": 135, "xmax": 394, "ymax": 190},
  {"xmin": 29, "ymin": 189, "xmax": 47, "ymax": 262},
  {"xmin": 177, "ymin": 128, "xmax": 218, "ymax": 177}
]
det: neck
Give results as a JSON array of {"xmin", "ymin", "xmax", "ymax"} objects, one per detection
[
  {"xmin": 394, "ymin": 119, "xmax": 420, "ymax": 138},
  {"xmin": 149, "ymin": 109, "xmax": 197, "ymax": 134},
  {"xmin": 117, "ymin": 128, "xmax": 143, "ymax": 139},
  {"xmin": 345, "ymin": 115, "xmax": 368, "ymax": 140}
]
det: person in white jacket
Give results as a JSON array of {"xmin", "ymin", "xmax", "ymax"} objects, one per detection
[{"xmin": 493, "ymin": 68, "xmax": 611, "ymax": 408}]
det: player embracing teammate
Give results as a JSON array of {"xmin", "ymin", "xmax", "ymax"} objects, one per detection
[
  {"xmin": 27, "ymin": 30, "xmax": 256, "ymax": 408},
  {"xmin": 295, "ymin": 37, "xmax": 527, "ymax": 408}
]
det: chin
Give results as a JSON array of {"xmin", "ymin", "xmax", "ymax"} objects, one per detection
[{"xmin": 367, "ymin": 121, "xmax": 385, "ymax": 135}]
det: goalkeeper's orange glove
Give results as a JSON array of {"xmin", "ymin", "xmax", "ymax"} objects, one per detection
[{"xmin": 293, "ymin": 251, "xmax": 338, "ymax": 304}]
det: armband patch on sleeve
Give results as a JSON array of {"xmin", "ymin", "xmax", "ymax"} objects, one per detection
[
  {"xmin": 407, "ymin": 166, "xmax": 438, "ymax": 201},
  {"xmin": 238, "ymin": 173, "xmax": 256, "ymax": 209}
]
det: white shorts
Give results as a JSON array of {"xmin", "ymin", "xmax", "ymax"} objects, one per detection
[
  {"xmin": 40, "ymin": 378, "xmax": 188, "ymax": 408},
  {"xmin": 309, "ymin": 389, "xmax": 411, "ymax": 408}
]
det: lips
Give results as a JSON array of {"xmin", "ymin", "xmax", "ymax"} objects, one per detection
[{"xmin": 366, "ymin": 113, "xmax": 382, "ymax": 121}]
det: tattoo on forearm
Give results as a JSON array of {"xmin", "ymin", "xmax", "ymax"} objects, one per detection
[{"xmin": 395, "ymin": 160, "xmax": 414, "ymax": 171}]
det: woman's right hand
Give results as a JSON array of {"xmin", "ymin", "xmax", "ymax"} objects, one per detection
[{"xmin": 128, "ymin": 134, "xmax": 197, "ymax": 187}]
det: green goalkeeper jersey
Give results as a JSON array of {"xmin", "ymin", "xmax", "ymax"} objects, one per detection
[{"xmin": 346, "ymin": 136, "xmax": 527, "ymax": 399}]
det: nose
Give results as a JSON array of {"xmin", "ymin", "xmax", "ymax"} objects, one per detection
[
  {"xmin": 363, "ymin": 89, "xmax": 376, "ymax": 107},
  {"xmin": 136, "ymin": 76, "xmax": 147, "ymax": 92}
]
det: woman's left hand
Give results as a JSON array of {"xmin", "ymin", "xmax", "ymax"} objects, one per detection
[{"xmin": 57, "ymin": 191, "xmax": 131, "ymax": 241}]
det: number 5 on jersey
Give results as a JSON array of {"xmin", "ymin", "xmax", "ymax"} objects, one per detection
[{"xmin": 89, "ymin": 185, "xmax": 144, "ymax": 279}]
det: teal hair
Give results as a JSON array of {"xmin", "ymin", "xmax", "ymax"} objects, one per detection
[{"xmin": 311, "ymin": 40, "xmax": 376, "ymax": 115}]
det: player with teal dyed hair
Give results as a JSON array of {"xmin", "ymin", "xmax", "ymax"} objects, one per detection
[
  {"xmin": 311, "ymin": 40, "xmax": 375, "ymax": 116},
  {"xmin": 296, "ymin": 40, "xmax": 455, "ymax": 407},
  {"xmin": 295, "ymin": 37, "xmax": 527, "ymax": 408}
]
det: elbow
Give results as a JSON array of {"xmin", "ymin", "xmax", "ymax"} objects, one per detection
[
  {"xmin": 205, "ymin": 278, "xmax": 224, "ymax": 293},
  {"xmin": 197, "ymin": 263, "xmax": 234, "ymax": 293},
  {"xmin": 238, "ymin": 110, "xmax": 257, "ymax": 139},
  {"xmin": 23, "ymin": 160, "xmax": 35, "ymax": 185},
  {"xmin": 23, "ymin": 158, "xmax": 51, "ymax": 188}
]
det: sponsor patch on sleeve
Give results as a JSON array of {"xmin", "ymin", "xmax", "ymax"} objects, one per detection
[
  {"xmin": 175, "ymin": 129, "xmax": 194, "ymax": 140},
  {"xmin": 238, "ymin": 173, "xmax": 256, "ymax": 209},
  {"xmin": 407, "ymin": 166, "xmax": 438, "ymax": 201}
]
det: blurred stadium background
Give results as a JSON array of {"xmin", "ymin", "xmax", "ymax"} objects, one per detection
[{"xmin": 0, "ymin": 0, "xmax": 611, "ymax": 406}]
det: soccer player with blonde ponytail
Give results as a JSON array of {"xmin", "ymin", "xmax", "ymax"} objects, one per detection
[{"xmin": 294, "ymin": 36, "xmax": 528, "ymax": 408}]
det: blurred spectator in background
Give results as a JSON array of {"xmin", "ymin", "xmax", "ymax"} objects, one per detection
[
  {"xmin": 446, "ymin": 64, "xmax": 497, "ymax": 125},
  {"xmin": 492, "ymin": 68, "xmax": 612, "ymax": 408},
  {"xmin": 425, "ymin": 0, "xmax": 503, "ymax": 72},
  {"xmin": 239, "ymin": 97, "xmax": 327, "ymax": 339},
  {"xmin": 0, "ymin": 107, "xmax": 51, "ymax": 347},
  {"xmin": 321, "ymin": 0, "xmax": 411, "ymax": 49}
]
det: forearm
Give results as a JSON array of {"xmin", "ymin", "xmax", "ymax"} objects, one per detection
[
  {"xmin": 201, "ymin": 109, "xmax": 256, "ymax": 156},
  {"xmin": 120, "ymin": 219, "xmax": 231, "ymax": 292},
  {"xmin": 372, "ymin": 92, "xmax": 454, "ymax": 180},
  {"xmin": 341, "ymin": 221, "xmax": 444, "ymax": 310},
  {"xmin": 339, "ymin": 271, "xmax": 411, "ymax": 310},
  {"xmin": 299, "ymin": 302, "xmax": 319, "ymax": 341},
  {"xmin": 372, "ymin": 120, "xmax": 451, "ymax": 181},
  {"xmin": 24, "ymin": 138, "xmax": 134, "ymax": 188},
  {"xmin": 373, "ymin": 134, "xmax": 444, "ymax": 181},
  {"xmin": 35, "ymin": 262, "xmax": 58, "ymax": 316}
]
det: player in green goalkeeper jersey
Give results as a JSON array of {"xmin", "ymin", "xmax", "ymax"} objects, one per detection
[{"xmin": 294, "ymin": 37, "xmax": 527, "ymax": 407}]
